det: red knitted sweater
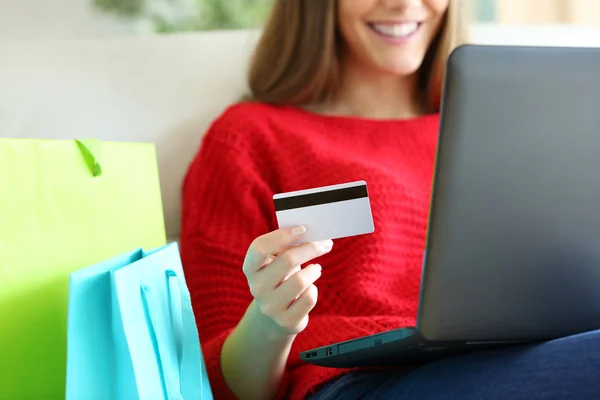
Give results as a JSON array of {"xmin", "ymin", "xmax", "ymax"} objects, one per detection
[{"xmin": 180, "ymin": 102, "xmax": 440, "ymax": 400}]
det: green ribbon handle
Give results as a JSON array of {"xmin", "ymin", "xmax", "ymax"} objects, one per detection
[{"xmin": 76, "ymin": 139, "xmax": 102, "ymax": 177}]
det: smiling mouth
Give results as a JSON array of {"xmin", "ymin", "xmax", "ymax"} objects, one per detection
[{"xmin": 368, "ymin": 22, "xmax": 422, "ymax": 39}]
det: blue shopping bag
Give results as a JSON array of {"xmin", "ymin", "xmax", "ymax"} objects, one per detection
[{"xmin": 65, "ymin": 242, "xmax": 213, "ymax": 400}]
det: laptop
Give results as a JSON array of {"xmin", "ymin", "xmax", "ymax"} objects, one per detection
[{"xmin": 300, "ymin": 44, "xmax": 600, "ymax": 368}]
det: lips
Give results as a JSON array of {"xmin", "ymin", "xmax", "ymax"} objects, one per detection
[{"xmin": 368, "ymin": 22, "xmax": 421, "ymax": 39}]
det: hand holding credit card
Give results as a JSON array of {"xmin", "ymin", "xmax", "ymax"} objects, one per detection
[{"xmin": 273, "ymin": 181, "xmax": 375, "ymax": 244}]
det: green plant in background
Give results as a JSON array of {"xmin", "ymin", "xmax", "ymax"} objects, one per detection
[
  {"xmin": 94, "ymin": 0, "xmax": 273, "ymax": 32},
  {"xmin": 94, "ymin": 0, "xmax": 145, "ymax": 17}
]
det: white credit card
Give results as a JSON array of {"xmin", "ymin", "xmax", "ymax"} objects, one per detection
[{"xmin": 273, "ymin": 181, "xmax": 375, "ymax": 244}]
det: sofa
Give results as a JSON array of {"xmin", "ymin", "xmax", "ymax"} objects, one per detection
[{"xmin": 1, "ymin": 26, "xmax": 598, "ymax": 241}]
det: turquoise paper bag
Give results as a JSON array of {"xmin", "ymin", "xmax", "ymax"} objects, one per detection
[{"xmin": 66, "ymin": 242, "xmax": 213, "ymax": 400}]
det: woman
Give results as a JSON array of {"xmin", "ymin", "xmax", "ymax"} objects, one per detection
[{"xmin": 180, "ymin": 1, "xmax": 600, "ymax": 399}]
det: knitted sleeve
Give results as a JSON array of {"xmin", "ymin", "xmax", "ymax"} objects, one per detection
[{"xmin": 180, "ymin": 117, "xmax": 276, "ymax": 399}]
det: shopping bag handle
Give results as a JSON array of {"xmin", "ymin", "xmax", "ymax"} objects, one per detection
[
  {"xmin": 75, "ymin": 139, "xmax": 102, "ymax": 177},
  {"xmin": 166, "ymin": 270, "xmax": 206, "ymax": 398},
  {"xmin": 141, "ymin": 269, "xmax": 204, "ymax": 399},
  {"xmin": 141, "ymin": 285, "xmax": 179, "ymax": 400}
]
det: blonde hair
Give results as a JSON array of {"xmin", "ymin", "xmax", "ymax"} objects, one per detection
[{"xmin": 246, "ymin": 0, "xmax": 469, "ymax": 112}]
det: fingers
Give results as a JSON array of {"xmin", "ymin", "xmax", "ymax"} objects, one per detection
[
  {"xmin": 270, "ymin": 263, "xmax": 321, "ymax": 311},
  {"xmin": 264, "ymin": 239, "xmax": 332, "ymax": 283},
  {"xmin": 243, "ymin": 226, "xmax": 308, "ymax": 273},
  {"xmin": 247, "ymin": 240, "xmax": 332, "ymax": 298},
  {"xmin": 242, "ymin": 226, "xmax": 333, "ymax": 335},
  {"xmin": 284, "ymin": 284, "xmax": 319, "ymax": 330},
  {"xmin": 282, "ymin": 265, "xmax": 301, "ymax": 283},
  {"xmin": 258, "ymin": 264, "xmax": 322, "ymax": 332}
]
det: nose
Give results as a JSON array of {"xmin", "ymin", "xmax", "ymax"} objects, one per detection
[{"xmin": 381, "ymin": 0, "xmax": 423, "ymax": 11}]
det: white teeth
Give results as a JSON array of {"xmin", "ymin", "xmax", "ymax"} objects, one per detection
[{"xmin": 371, "ymin": 22, "xmax": 419, "ymax": 38}]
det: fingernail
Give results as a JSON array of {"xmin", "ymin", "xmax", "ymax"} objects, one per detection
[
  {"xmin": 291, "ymin": 226, "xmax": 307, "ymax": 236},
  {"xmin": 318, "ymin": 240, "xmax": 334, "ymax": 251}
]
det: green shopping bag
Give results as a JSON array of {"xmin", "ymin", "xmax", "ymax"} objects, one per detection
[{"xmin": 0, "ymin": 138, "xmax": 167, "ymax": 399}]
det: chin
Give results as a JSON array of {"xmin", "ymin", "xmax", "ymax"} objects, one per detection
[{"xmin": 378, "ymin": 57, "xmax": 424, "ymax": 76}]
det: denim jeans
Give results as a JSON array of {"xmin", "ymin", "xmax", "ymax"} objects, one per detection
[{"xmin": 310, "ymin": 329, "xmax": 600, "ymax": 399}]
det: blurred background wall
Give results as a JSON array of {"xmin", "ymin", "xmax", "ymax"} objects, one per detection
[
  {"xmin": 0, "ymin": 0, "xmax": 134, "ymax": 40},
  {"xmin": 496, "ymin": 0, "xmax": 600, "ymax": 25},
  {"xmin": 0, "ymin": 0, "xmax": 598, "ymax": 41}
]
